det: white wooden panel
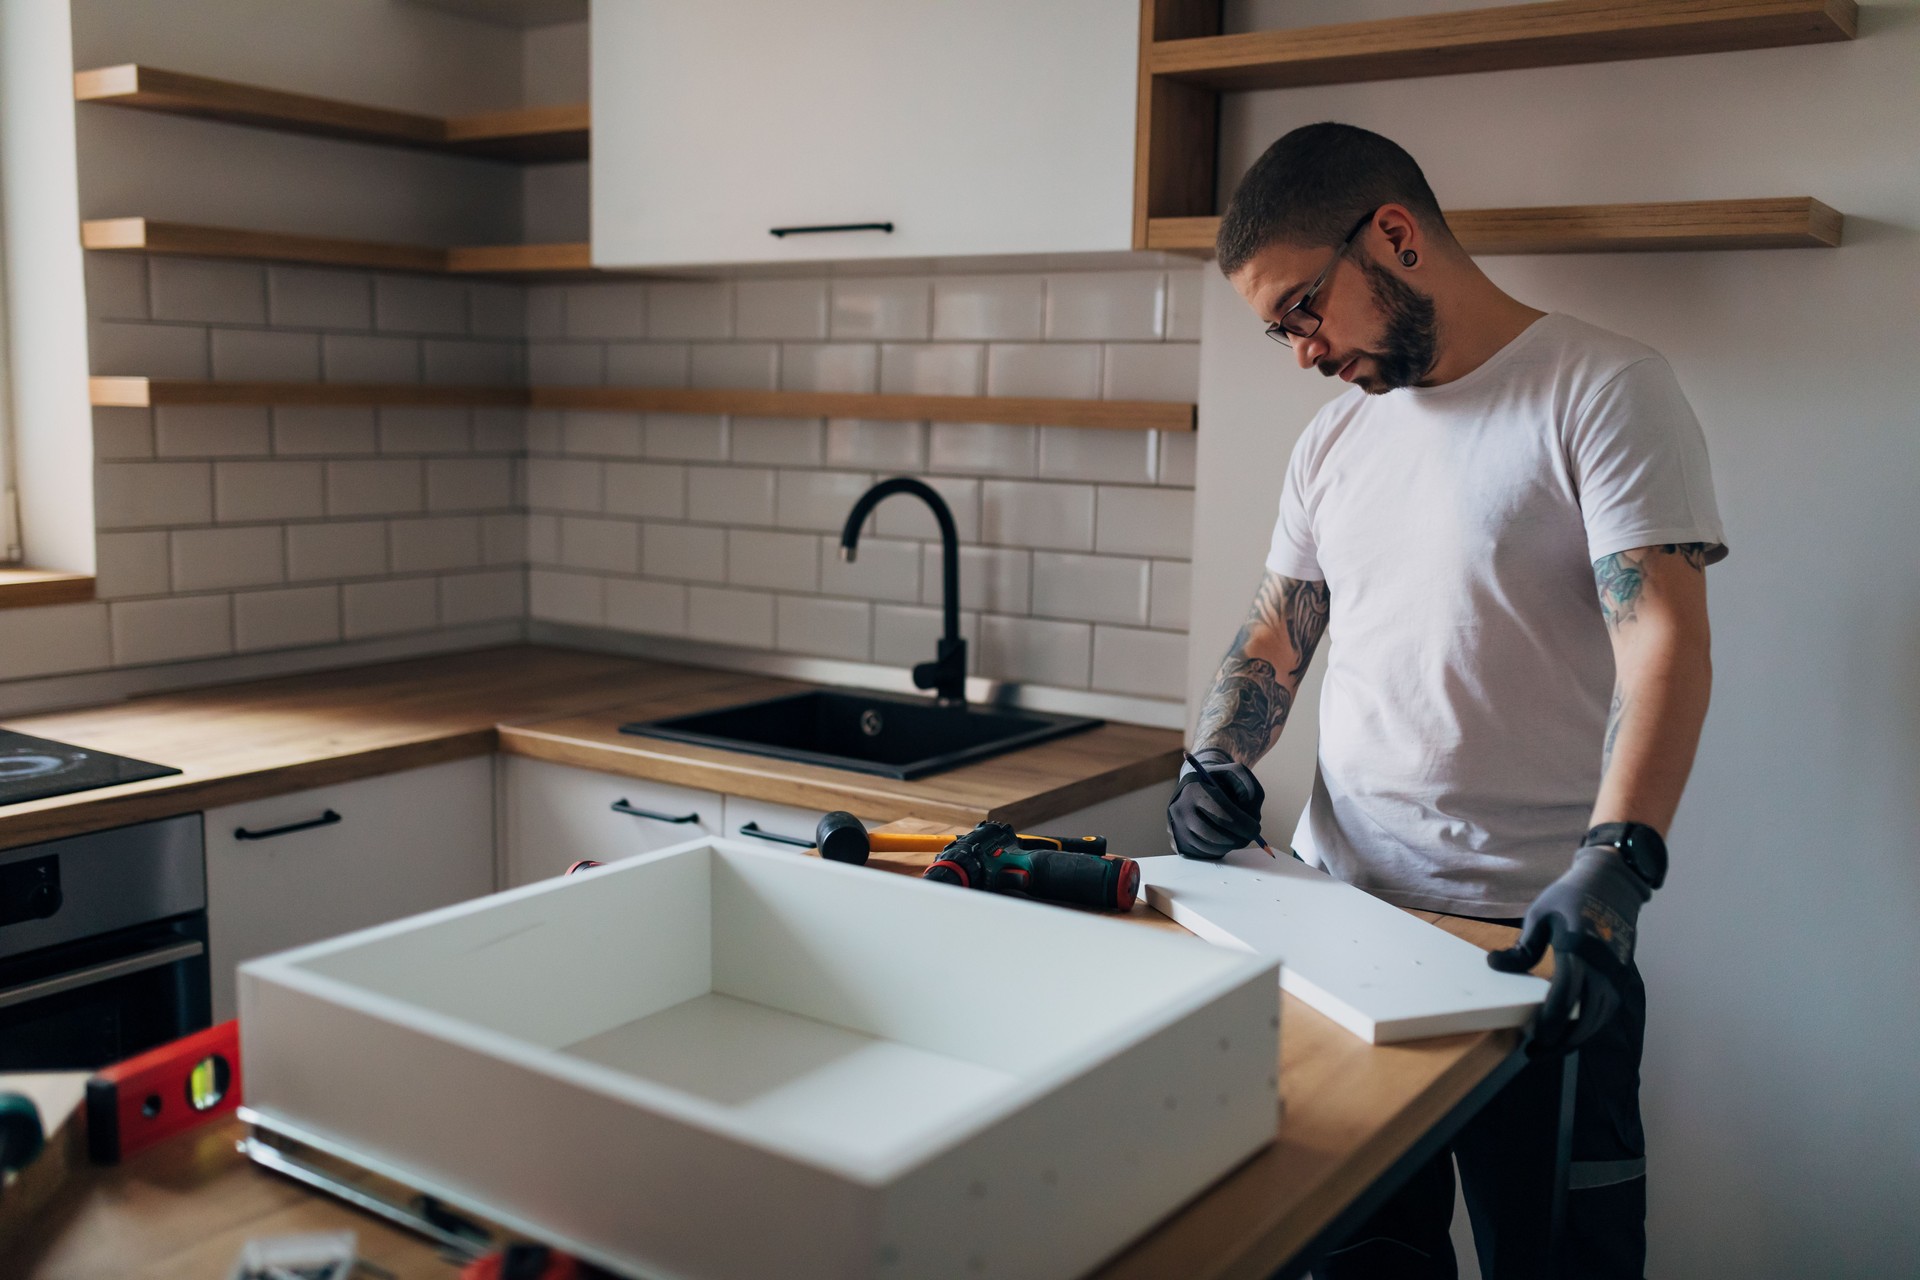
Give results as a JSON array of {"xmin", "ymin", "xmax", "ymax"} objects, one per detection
[
  {"xmin": 205, "ymin": 756, "xmax": 493, "ymax": 1022},
  {"xmin": 719, "ymin": 793, "xmax": 871, "ymax": 854},
  {"xmin": 592, "ymin": 0, "xmax": 1137, "ymax": 267},
  {"xmin": 1137, "ymin": 847, "xmax": 1550, "ymax": 1044},
  {"xmin": 504, "ymin": 756, "xmax": 722, "ymax": 885}
]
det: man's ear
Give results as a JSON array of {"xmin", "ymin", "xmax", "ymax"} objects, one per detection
[{"xmin": 1372, "ymin": 203, "xmax": 1423, "ymax": 267}]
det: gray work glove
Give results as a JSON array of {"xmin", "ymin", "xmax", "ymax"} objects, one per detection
[
  {"xmin": 1167, "ymin": 748, "xmax": 1265, "ymax": 860},
  {"xmin": 1488, "ymin": 845, "xmax": 1653, "ymax": 1055}
]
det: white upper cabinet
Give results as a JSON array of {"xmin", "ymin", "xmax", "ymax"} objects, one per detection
[{"xmin": 592, "ymin": 1, "xmax": 1139, "ymax": 268}]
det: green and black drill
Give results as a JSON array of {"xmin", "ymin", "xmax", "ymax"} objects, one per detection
[{"xmin": 919, "ymin": 820, "xmax": 1140, "ymax": 912}]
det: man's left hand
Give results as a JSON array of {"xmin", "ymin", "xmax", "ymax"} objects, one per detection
[{"xmin": 1488, "ymin": 845, "xmax": 1653, "ymax": 1055}]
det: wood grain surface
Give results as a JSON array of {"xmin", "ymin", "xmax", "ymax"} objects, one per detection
[
  {"xmin": 0, "ymin": 570, "xmax": 96, "ymax": 610},
  {"xmin": 81, "ymin": 218, "xmax": 597, "ymax": 279}
]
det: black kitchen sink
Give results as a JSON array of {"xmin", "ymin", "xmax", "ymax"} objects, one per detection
[{"xmin": 619, "ymin": 688, "xmax": 1102, "ymax": 780}]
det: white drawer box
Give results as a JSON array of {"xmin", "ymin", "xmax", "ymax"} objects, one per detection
[
  {"xmin": 504, "ymin": 756, "xmax": 723, "ymax": 885},
  {"xmin": 240, "ymin": 839, "xmax": 1278, "ymax": 1280}
]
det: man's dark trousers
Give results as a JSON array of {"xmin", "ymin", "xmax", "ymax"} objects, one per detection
[{"xmin": 1314, "ymin": 956, "xmax": 1648, "ymax": 1280}]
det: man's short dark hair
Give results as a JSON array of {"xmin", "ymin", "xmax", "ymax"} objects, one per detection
[{"xmin": 1216, "ymin": 123, "xmax": 1450, "ymax": 276}]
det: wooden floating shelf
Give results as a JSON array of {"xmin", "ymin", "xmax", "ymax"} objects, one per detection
[
  {"xmin": 74, "ymin": 64, "xmax": 588, "ymax": 163},
  {"xmin": 1145, "ymin": 197, "xmax": 1843, "ymax": 256},
  {"xmin": 0, "ymin": 569, "xmax": 96, "ymax": 610},
  {"xmin": 89, "ymin": 379, "xmax": 1195, "ymax": 433},
  {"xmin": 82, "ymin": 218, "xmax": 593, "ymax": 278},
  {"xmin": 1149, "ymin": 0, "xmax": 1858, "ymax": 92}
]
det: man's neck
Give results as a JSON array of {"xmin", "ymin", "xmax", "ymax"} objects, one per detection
[{"xmin": 1419, "ymin": 271, "xmax": 1548, "ymax": 387}]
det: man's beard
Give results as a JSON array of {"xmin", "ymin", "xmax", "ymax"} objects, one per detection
[{"xmin": 1317, "ymin": 259, "xmax": 1439, "ymax": 394}]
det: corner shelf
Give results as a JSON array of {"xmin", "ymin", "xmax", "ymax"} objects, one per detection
[
  {"xmin": 1145, "ymin": 197, "xmax": 1843, "ymax": 256},
  {"xmin": 81, "ymin": 218, "xmax": 594, "ymax": 278},
  {"xmin": 73, "ymin": 64, "xmax": 588, "ymax": 163},
  {"xmin": 88, "ymin": 378, "xmax": 1195, "ymax": 433},
  {"xmin": 0, "ymin": 569, "xmax": 96, "ymax": 610}
]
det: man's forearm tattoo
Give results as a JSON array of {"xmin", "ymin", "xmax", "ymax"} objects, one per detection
[
  {"xmin": 1592, "ymin": 542, "xmax": 1711, "ymax": 629},
  {"xmin": 1603, "ymin": 685, "xmax": 1627, "ymax": 774},
  {"xmin": 1194, "ymin": 576, "xmax": 1331, "ymax": 763}
]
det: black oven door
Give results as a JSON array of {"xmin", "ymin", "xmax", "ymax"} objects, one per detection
[{"xmin": 0, "ymin": 913, "xmax": 211, "ymax": 1071}]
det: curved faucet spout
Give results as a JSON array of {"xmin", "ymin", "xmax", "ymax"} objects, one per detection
[{"xmin": 841, "ymin": 477, "xmax": 965, "ymax": 704}]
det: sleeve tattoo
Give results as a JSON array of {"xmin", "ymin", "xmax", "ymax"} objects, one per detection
[
  {"xmin": 1593, "ymin": 542, "xmax": 1709, "ymax": 772},
  {"xmin": 1193, "ymin": 574, "xmax": 1331, "ymax": 764}
]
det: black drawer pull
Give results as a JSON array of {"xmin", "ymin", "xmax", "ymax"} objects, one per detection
[
  {"xmin": 235, "ymin": 809, "xmax": 341, "ymax": 841},
  {"xmin": 612, "ymin": 800, "xmax": 700, "ymax": 824},
  {"xmin": 769, "ymin": 221, "xmax": 894, "ymax": 238},
  {"xmin": 736, "ymin": 822, "xmax": 813, "ymax": 848}
]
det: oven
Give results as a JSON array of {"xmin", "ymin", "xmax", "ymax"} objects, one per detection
[{"xmin": 0, "ymin": 814, "xmax": 209, "ymax": 1070}]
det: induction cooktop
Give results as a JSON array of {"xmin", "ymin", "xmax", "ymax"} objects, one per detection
[{"xmin": 0, "ymin": 730, "xmax": 180, "ymax": 806}]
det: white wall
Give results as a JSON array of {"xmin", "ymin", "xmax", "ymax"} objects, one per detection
[{"xmin": 1189, "ymin": 4, "xmax": 1920, "ymax": 1273}]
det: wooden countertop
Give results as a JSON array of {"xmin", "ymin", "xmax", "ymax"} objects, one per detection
[{"xmin": 0, "ymin": 645, "xmax": 1181, "ymax": 851}]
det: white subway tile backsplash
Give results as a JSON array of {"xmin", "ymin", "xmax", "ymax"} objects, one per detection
[
  {"xmin": 470, "ymin": 409, "xmax": 524, "ymax": 454},
  {"xmin": 392, "ymin": 516, "xmax": 485, "ymax": 573},
  {"xmin": 605, "ymin": 578, "xmax": 687, "ymax": 636},
  {"xmin": 526, "ymin": 286, "xmax": 566, "ymax": 340},
  {"xmin": 1044, "ymin": 271, "xmax": 1165, "ymax": 341},
  {"xmin": 687, "ymin": 586, "xmax": 774, "ymax": 648},
  {"xmin": 525, "ymin": 457, "xmax": 601, "ymax": 512},
  {"xmin": 1158, "ymin": 431, "xmax": 1197, "ymax": 486},
  {"xmin": 605, "ymin": 342, "xmax": 689, "ymax": 387},
  {"xmin": 872, "ymin": 605, "xmax": 978, "ymax": 671},
  {"xmin": 565, "ymin": 282, "xmax": 649, "ymax": 339},
  {"xmin": 215, "ymin": 460, "xmax": 324, "ymax": 522},
  {"xmin": 736, "ymin": 280, "xmax": 829, "ymax": 341},
  {"xmin": 427, "ymin": 458, "xmax": 514, "ymax": 511},
  {"xmin": 529, "ymin": 341, "xmax": 604, "ymax": 385},
  {"xmin": 1092, "ymin": 626, "xmax": 1187, "ymax": 698},
  {"xmin": 731, "ymin": 417, "xmax": 825, "ymax": 466},
  {"xmin": 424, "ymin": 339, "xmax": 520, "ymax": 385},
  {"xmin": 88, "ymin": 321, "xmax": 208, "ymax": 378},
  {"xmin": 642, "ymin": 523, "xmax": 726, "ymax": 582},
  {"xmin": 1036, "ymin": 426, "xmax": 1155, "ymax": 484},
  {"xmin": 482, "ymin": 513, "xmax": 527, "ymax": 564},
  {"xmin": 149, "ymin": 258, "xmax": 265, "ymax": 325},
  {"xmin": 922, "ymin": 544, "xmax": 1030, "ymax": 613},
  {"xmin": 1166, "ymin": 269, "xmax": 1203, "ymax": 342},
  {"xmin": 269, "ymin": 266, "xmax": 373, "ymax": 331},
  {"xmin": 93, "ymin": 408, "xmax": 154, "ymax": 461},
  {"xmin": 826, "ymin": 419, "xmax": 925, "ymax": 472},
  {"xmin": 526, "ymin": 513, "xmax": 560, "ymax": 564},
  {"xmin": 0, "ymin": 603, "xmax": 112, "ymax": 678},
  {"xmin": 688, "ymin": 467, "xmax": 777, "ymax": 526},
  {"xmin": 440, "ymin": 569, "xmax": 525, "ymax": 625},
  {"xmin": 830, "ymin": 278, "xmax": 930, "ymax": 341},
  {"xmin": 375, "ymin": 276, "xmax": 468, "ymax": 335},
  {"xmin": 873, "ymin": 474, "xmax": 979, "ymax": 541},
  {"xmin": 287, "ymin": 521, "xmax": 387, "ymax": 581},
  {"xmin": 779, "ymin": 344, "xmax": 878, "ymax": 393},
  {"xmin": 557, "ymin": 516, "xmax": 639, "ymax": 574},
  {"xmin": 1095, "ymin": 486, "xmax": 1192, "ymax": 558},
  {"xmin": 562, "ymin": 411, "xmax": 644, "ymax": 458},
  {"xmin": 727, "ymin": 529, "xmax": 818, "ymax": 591},
  {"xmin": 818, "ymin": 536, "xmax": 921, "ymax": 603},
  {"xmin": 211, "ymin": 329, "xmax": 320, "ymax": 381},
  {"xmin": 978, "ymin": 615, "xmax": 1091, "ymax": 688},
  {"xmin": 93, "ymin": 532, "xmax": 170, "ymax": 599},
  {"xmin": 979, "ymin": 480, "xmax": 1094, "ymax": 551},
  {"xmin": 604, "ymin": 463, "xmax": 686, "ymax": 519},
  {"xmin": 776, "ymin": 470, "xmax": 873, "ymax": 532},
  {"xmin": 234, "ymin": 585, "xmax": 340, "ymax": 651},
  {"xmin": 929, "ymin": 422, "xmax": 1037, "ymax": 477},
  {"xmin": 932, "ymin": 276, "xmax": 1045, "ymax": 341},
  {"xmin": 1149, "ymin": 560, "xmax": 1192, "ymax": 630},
  {"xmin": 86, "ymin": 253, "xmax": 149, "ymax": 320},
  {"xmin": 776, "ymin": 595, "xmax": 870, "ymax": 660},
  {"xmin": 171, "ymin": 525, "xmax": 282, "ymax": 591},
  {"xmin": 379, "ymin": 408, "xmax": 471, "ymax": 455},
  {"xmin": 879, "ymin": 343, "xmax": 984, "ymax": 396},
  {"xmin": 327, "ymin": 459, "xmax": 424, "ymax": 516},
  {"xmin": 467, "ymin": 283, "xmax": 527, "ymax": 339},
  {"xmin": 273, "ymin": 407, "xmax": 379, "ymax": 456},
  {"xmin": 1103, "ymin": 343, "xmax": 1200, "ymax": 402},
  {"xmin": 112, "ymin": 595, "xmax": 231, "ymax": 666},
  {"xmin": 321, "ymin": 334, "xmax": 420, "ymax": 383},
  {"xmin": 525, "ymin": 411, "xmax": 564, "ymax": 454},
  {"xmin": 690, "ymin": 343, "xmax": 778, "ymax": 390},
  {"xmin": 155, "ymin": 406, "xmax": 271, "ymax": 458},
  {"xmin": 1032, "ymin": 552, "xmax": 1150, "ymax": 625},
  {"xmin": 345, "ymin": 576, "xmax": 441, "ymax": 638},
  {"xmin": 648, "ymin": 282, "xmax": 733, "ymax": 340},
  {"xmin": 645, "ymin": 414, "xmax": 728, "ymax": 462},
  {"xmin": 95, "ymin": 462, "xmax": 213, "ymax": 528},
  {"xmin": 985, "ymin": 343, "xmax": 1102, "ymax": 399}
]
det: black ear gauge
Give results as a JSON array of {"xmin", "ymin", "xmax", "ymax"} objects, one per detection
[{"xmin": 1400, "ymin": 249, "xmax": 1418, "ymax": 267}]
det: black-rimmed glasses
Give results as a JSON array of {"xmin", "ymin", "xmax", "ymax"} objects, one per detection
[{"xmin": 1264, "ymin": 209, "xmax": 1377, "ymax": 348}]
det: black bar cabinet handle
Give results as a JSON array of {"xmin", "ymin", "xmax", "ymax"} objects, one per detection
[
  {"xmin": 235, "ymin": 809, "xmax": 342, "ymax": 841},
  {"xmin": 611, "ymin": 799, "xmax": 701, "ymax": 824},
  {"xmin": 769, "ymin": 221, "xmax": 894, "ymax": 238},
  {"xmin": 736, "ymin": 822, "xmax": 814, "ymax": 848}
]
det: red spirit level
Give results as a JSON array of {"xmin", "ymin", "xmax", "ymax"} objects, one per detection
[{"xmin": 86, "ymin": 1019, "xmax": 242, "ymax": 1163}]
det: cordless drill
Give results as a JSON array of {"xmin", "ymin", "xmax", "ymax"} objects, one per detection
[{"xmin": 921, "ymin": 820, "xmax": 1140, "ymax": 912}]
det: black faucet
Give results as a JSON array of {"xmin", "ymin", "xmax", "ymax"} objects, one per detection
[{"xmin": 840, "ymin": 477, "xmax": 966, "ymax": 705}]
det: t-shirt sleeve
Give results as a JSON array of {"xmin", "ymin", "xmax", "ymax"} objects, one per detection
[
  {"xmin": 1567, "ymin": 355, "xmax": 1728, "ymax": 565},
  {"xmin": 1265, "ymin": 430, "xmax": 1325, "ymax": 581}
]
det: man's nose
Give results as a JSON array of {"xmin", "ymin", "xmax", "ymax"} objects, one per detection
[{"xmin": 1295, "ymin": 331, "xmax": 1329, "ymax": 371}]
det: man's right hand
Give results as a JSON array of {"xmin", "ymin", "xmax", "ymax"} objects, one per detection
[{"xmin": 1167, "ymin": 748, "xmax": 1266, "ymax": 860}]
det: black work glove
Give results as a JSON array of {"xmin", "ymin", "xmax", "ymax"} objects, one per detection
[
  {"xmin": 1167, "ymin": 748, "xmax": 1265, "ymax": 860},
  {"xmin": 1488, "ymin": 845, "xmax": 1653, "ymax": 1055}
]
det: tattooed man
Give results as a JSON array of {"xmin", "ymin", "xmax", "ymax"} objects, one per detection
[{"xmin": 1167, "ymin": 125, "xmax": 1722, "ymax": 1280}]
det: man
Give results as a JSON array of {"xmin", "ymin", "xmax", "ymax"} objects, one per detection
[{"xmin": 1166, "ymin": 123, "xmax": 1723, "ymax": 1279}]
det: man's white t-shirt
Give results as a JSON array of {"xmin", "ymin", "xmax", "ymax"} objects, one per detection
[{"xmin": 1265, "ymin": 313, "xmax": 1725, "ymax": 916}]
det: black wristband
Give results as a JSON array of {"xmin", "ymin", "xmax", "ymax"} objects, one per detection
[{"xmin": 1584, "ymin": 821, "xmax": 1668, "ymax": 891}]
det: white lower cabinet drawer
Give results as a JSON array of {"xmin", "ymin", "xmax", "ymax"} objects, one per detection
[
  {"xmin": 720, "ymin": 794, "xmax": 876, "ymax": 854},
  {"xmin": 504, "ymin": 756, "xmax": 723, "ymax": 886}
]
